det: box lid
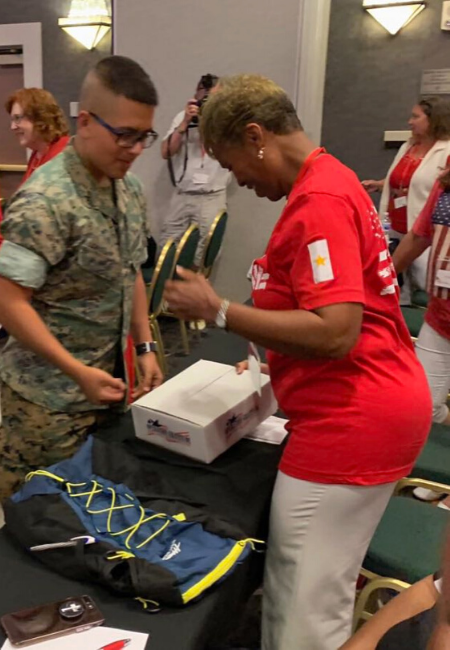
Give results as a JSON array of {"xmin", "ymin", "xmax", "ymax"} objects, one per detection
[{"xmin": 133, "ymin": 359, "xmax": 270, "ymax": 426}]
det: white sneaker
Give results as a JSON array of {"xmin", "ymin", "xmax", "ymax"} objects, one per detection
[{"xmin": 413, "ymin": 487, "xmax": 444, "ymax": 501}]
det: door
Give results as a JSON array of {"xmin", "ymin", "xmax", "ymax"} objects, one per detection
[
  {"xmin": 0, "ymin": 23, "xmax": 42, "ymax": 206},
  {"xmin": 0, "ymin": 49, "xmax": 26, "ymax": 201}
]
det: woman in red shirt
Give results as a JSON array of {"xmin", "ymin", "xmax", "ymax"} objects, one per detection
[
  {"xmin": 393, "ymin": 169, "xmax": 450, "ymax": 427},
  {"xmin": 5, "ymin": 88, "xmax": 70, "ymax": 185},
  {"xmin": 163, "ymin": 75, "xmax": 432, "ymax": 650}
]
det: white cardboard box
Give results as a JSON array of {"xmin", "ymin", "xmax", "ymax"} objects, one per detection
[{"xmin": 131, "ymin": 359, "xmax": 277, "ymax": 463}]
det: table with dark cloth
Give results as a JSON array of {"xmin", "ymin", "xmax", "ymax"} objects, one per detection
[{"xmin": 0, "ymin": 328, "xmax": 282, "ymax": 650}]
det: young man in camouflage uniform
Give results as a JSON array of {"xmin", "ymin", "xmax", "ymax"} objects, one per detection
[{"xmin": 0, "ymin": 56, "xmax": 163, "ymax": 501}]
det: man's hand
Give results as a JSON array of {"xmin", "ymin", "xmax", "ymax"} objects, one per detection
[
  {"xmin": 182, "ymin": 99, "xmax": 199, "ymax": 128},
  {"xmin": 164, "ymin": 267, "xmax": 221, "ymax": 322},
  {"xmin": 132, "ymin": 352, "xmax": 163, "ymax": 400},
  {"xmin": 75, "ymin": 366, "xmax": 126, "ymax": 405}
]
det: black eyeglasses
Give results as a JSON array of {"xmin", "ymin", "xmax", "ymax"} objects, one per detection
[{"xmin": 89, "ymin": 112, "xmax": 159, "ymax": 149}]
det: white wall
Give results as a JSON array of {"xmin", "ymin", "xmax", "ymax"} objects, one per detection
[
  {"xmin": 114, "ymin": 0, "xmax": 330, "ymax": 301},
  {"xmin": 0, "ymin": 23, "xmax": 42, "ymax": 88}
]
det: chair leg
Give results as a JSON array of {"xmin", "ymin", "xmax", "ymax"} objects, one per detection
[
  {"xmin": 150, "ymin": 316, "xmax": 167, "ymax": 376},
  {"xmin": 179, "ymin": 319, "xmax": 190, "ymax": 355},
  {"xmin": 352, "ymin": 574, "xmax": 410, "ymax": 632}
]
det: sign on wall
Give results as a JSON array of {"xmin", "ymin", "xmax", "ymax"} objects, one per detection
[{"xmin": 421, "ymin": 69, "xmax": 450, "ymax": 95}]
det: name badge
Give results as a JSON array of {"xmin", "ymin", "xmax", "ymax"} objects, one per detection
[
  {"xmin": 394, "ymin": 196, "xmax": 407, "ymax": 209},
  {"xmin": 193, "ymin": 172, "xmax": 209, "ymax": 185},
  {"xmin": 435, "ymin": 269, "xmax": 450, "ymax": 289}
]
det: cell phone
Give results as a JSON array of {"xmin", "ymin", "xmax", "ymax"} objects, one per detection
[{"xmin": 1, "ymin": 595, "xmax": 105, "ymax": 646}]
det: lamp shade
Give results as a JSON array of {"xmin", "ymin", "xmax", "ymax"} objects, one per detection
[
  {"xmin": 363, "ymin": 1, "xmax": 426, "ymax": 35},
  {"xmin": 58, "ymin": 0, "xmax": 111, "ymax": 50}
]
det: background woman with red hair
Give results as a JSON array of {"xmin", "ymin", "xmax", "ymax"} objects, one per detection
[{"xmin": 5, "ymin": 87, "xmax": 70, "ymax": 186}]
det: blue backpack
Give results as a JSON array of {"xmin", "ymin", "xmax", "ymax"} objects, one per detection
[{"xmin": 5, "ymin": 438, "xmax": 260, "ymax": 608}]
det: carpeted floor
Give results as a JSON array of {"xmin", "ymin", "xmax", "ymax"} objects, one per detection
[{"xmin": 159, "ymin": 317, "xmax": 210, "ymax": 377}]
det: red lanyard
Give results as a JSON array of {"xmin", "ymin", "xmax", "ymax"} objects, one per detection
[{"xmin": 295, "ymin": 147, "xmax": 326, "ymax": 186}]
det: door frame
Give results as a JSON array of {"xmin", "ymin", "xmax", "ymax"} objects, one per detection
[
  {"xmin": 295, "ymin": 0, "xmax": 332, "ymax": 144},
  {"xmin": 0, "ymin": 23, "xmax": 42, "ymax": 88}
]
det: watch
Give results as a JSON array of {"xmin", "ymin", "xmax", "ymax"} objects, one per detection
[
  {"xmin": 215, "ymin": 299, "xmax": 230, "ymax": 330},
  {"xmin": 135, "ymin": 341, "xmax": 158, "ymax": 356}
]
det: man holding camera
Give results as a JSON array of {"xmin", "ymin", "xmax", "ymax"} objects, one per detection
[{"xmin": 161, "ymin": 74, "xmax": 230, "ymax": 266}]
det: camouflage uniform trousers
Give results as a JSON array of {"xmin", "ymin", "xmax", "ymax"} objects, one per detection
[{"xmin": 0, "ymin": 382, "xmax": 101, "ymax": 502}]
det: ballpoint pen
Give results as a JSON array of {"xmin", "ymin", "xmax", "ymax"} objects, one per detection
[
  {"xmin": 29, "ymin": 535, "xmax": 97, "ymax": 551},
  {"xmin": 96, "ymin": 639, "xmax": 131, "ymax": 650}
]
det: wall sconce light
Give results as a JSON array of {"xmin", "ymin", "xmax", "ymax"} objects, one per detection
[
  {"xmin": 363, "ymin": 1, "xmax": 426, "ymax": 35},
  {"xmin": 59, "ymin": 0, "xmax": 112, "ymax": 50}
]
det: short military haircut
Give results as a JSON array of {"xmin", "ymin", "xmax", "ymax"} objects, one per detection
[{"xmin": 93, "ymin": 55, "xmax": 158, "ymax": 106}]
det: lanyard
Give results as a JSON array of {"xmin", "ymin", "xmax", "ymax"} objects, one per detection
[
  {"xmin": 167, "ymin": 130, "xmax": 189, "ymax": 187},
  {"xmin": 294, "ymin": 147, "xmax": 326, "ymax": 187}
]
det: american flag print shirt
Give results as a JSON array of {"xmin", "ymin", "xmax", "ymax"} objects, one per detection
[{"xmin": 428, "ymin": 192, "xmax": 450, "ymax": 299}]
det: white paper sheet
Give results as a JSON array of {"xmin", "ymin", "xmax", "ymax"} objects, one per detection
[
  {"xmin": 2, "ymin": 625, "xmax": 149, "ymax": 650},
  {"xmin": 245, "ymin": 415, "xmax": 288, "ymax": 445},
  {"xmin": 248, "ymin": 342, "xmax": 262, "ymax": 397}
]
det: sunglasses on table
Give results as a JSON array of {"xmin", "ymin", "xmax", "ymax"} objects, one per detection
[{"xmin": 89, "ymin": 112, "xmax": 159, "ymax": 149}]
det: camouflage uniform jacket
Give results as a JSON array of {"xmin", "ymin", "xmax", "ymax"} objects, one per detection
[{"xmin": 0, "ymin": 142, "xmax": 148, "ymax": 412}]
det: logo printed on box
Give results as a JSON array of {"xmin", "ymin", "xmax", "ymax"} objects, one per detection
[
  {"xmin": 146, "ymin": 419, "xmax": 191, "ymax": 445},
  {"xmin": 225, "ymin": 404, "xmax": 259, "ymax": 438}
]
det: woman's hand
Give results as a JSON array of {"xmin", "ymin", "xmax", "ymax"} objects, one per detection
[
  {"xmin": 236, "ymin": 360, "xmax": 270, "ymax": 375},
  {"xmin": 361, "ymin": 179, "xmax": 384, "ymax": 193},
  {"xmin": 163, "ymin": 267, "xmax": 222, "ymax": 322}
]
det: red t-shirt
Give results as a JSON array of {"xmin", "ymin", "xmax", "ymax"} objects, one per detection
[
  {"xmin": 252, "ymin": 152, "xmax": 431, "ymax": 486},
  {"xmin": 413, "ymin": 182, "xmax": 450, "ymax": 340},
  {"xmin": 388, "ymin": 148, "xmax": 422, "ymax": 234},
  {"xmin": 21, "ymin": 135, "xmax": 70, "ymax": 185}
]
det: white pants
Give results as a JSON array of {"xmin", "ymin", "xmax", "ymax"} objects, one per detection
[
  {"xmin": 391, "ymin": 229, "xmax": 429, "ymax": 305},
  {"xmin": 262, "ymin": 472, "xmax": 395, "ymax": 650},
  {"xmin": 159, "ymin": 189, "xmax": 227, "ymax": 266},
  {"xmin": 416, "ymin": 321, "xmax": 450, "ymax": 424}
]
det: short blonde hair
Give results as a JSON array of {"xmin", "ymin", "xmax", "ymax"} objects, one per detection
[
  {"xmin": 5, "ymin": 88, "xmax": 69, "ymax": 143},
  {"xmin": 200, "ymin": 74, "xmax": 302, "ymax": 155}
]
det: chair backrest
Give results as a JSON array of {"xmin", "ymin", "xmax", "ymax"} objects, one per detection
[
  {"xmin": 147, "ymin": 239, "xmax": 177, "ymax": 317},
  {"xmin": 174, "ymin": 224, "xmax": 200, "ymax": 279},
  {"xmin": 200, "ymin": 211, "xmax": 228, "ymax": 278},
  {"xmin": 412, "ymin": 289, "xmax": 429, "ymax": 309}
]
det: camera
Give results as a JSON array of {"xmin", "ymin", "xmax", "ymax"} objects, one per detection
[{"xmin": 189, "ymin": 73, "xmax": 218, "ymax": 128}]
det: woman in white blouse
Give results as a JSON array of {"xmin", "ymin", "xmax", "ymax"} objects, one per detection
[{"xmin": 363, "ymin": 97, "xmax": 450, "ymax": 305}]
